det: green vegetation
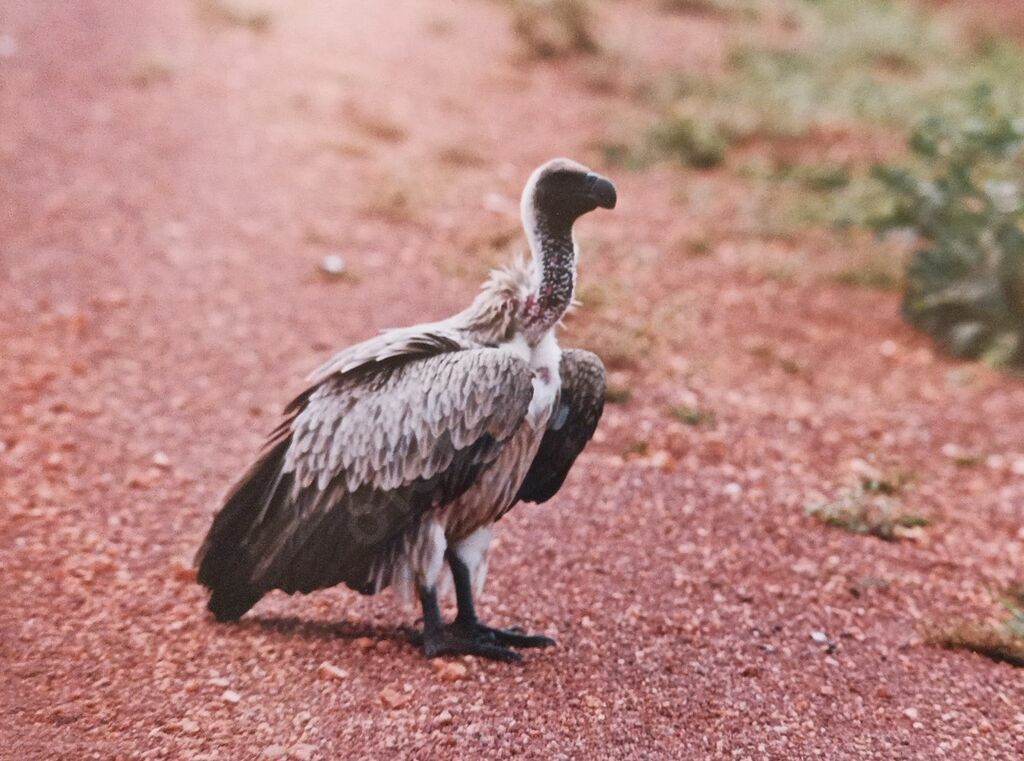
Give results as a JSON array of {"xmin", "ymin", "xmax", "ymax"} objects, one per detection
[
  {"xmin": 669, "ymin": 405, "xmax": 714, "ymax": 427},
  {"xmin": 128, "ymin": 53, "xmax": 175, "ymax": 88},
  {"xmin": 928, "ymin": 585, "xmax": 1024, "ymax": 667},
  {"xmin": 362, "ymin": 171, "xmax": 422, "ymax": 222},
  {"xmin": 506, "ymin": 0, "xmax": 599, "ymax": 59},
  {"xmin": 195, "ymin": 0, "xmax": 272, "ymax": 31},
  {"xmin": 347, "ymin": 108, "xmax": 407, "ymax": 143},
  {"xmin": 646, "ymin": 115, "xmax": 729, "ymax": 169},
  {"xmin": 737, "ymin": 159, "xmax": 895, "ymax": 234},
  {"xmin": 657, "ymin": 0, "xmax": 755, "ymax": 17},
  {"xmin": 604, "ymin": 386, "xmax": 632, "ymax": 404},
  {"xmin": 833, "ymin": 256, "xmax": 901, "ymax": 291},
  {"xmin": 623, "ymin": 440, "xmax": 649, "ymax": 457},
  {"xmin": 571, "ymin": 279, "xmax": 655, "ymax": 370},
  {"xmin": 806, "ymin": 476, "xmax": 927, "ymax": 542},
  {"xmin": 748, "ymin": 342, "xmax": 803, "ymax": 375},
  {"xmin": 575, "ymin": 319, "xmax": 653, "ymax": 370},
  {"xmin": 437, "ymin": 145, "xmax": 487, "ymax": 167},
  {"xmin": 619, "ymin": 0, "xmax": 1024, "ymax": 175},
  {"xmin": 613, "ymin": 0, "xmax": 1024, "ymax": 368},
  {"xmin": 873, "ymin": 92, "xmax": 1024, "ymax": 369}
]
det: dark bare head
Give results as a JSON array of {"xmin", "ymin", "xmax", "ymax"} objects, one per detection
[
  {"xmin": 522, "ymin": 158, "xmax": 617, "ymax": 237},
  {"xmin": 519, "ymin": 158, "xmax": 616, "ymax": 344}
]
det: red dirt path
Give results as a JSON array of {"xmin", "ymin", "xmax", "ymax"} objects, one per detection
[{"xmin": 2, "ymin": 1, "xmax": 1024, "ymax": 759}]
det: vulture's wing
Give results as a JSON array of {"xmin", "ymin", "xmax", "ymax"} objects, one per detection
[
  {"xmin": 305, "ymin": 323, "xmax": 465, "ymax": 385},
  {"xmin": 515, "ymin": 349, "xmax": 606, "ymax": 505},
  {"xmin": 196, "ymin": 348, "xmax": 534, "ymax": 620}
]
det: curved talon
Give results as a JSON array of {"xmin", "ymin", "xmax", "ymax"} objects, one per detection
[
  {"xmin": 411, "ymin": 621, "xmax": 553, "ymax": 660},
  {"xmin": 485, "ymin": 626, "xmax": 555, "ymax": 649},
  {"xmin": 417, "ymin": 551, "xmax": 556, "ymax": 663},
  {"xmin": 454, "ymin": 621, "xmax": 556, "ymax": 649},
  {"xmin": 421, "ymin": 626, "xmax": 522, "ymax": 662}
]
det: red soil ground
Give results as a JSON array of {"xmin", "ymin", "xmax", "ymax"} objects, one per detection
[{"xmin": 2, "ymin": 1, "xmax": 1023, "ymax": 759}]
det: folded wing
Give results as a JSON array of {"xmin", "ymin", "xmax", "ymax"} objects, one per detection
[
  {"xmin": 196, "ymin": 347, "xmax": 534, "ymax": 620},
  {"xmin": 516, "ymin": 349, "xmax": 606, "ymax": 505}
]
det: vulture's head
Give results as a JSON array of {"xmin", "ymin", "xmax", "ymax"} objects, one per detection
[{"xmin": 522, "ymin": 158, "xmax": 617, "ymax": 233}]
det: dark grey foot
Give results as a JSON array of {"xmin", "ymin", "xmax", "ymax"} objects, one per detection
[
  {"xmin": 457, "ymin": 622, "xmax": 556, "ymax": 649},
  {"xmin": 418, "ymin": 625, "xmax": 522, "ymax": 662}
]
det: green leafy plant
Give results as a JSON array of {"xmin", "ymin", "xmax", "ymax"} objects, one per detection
[
  {"xmin": 658, "ymin": 0, "xmax": 756, "ymax": 16},
  {"xmin": 507, "ymin": 0, "xmax": 599, "ymax": 59},
  {"xmin": 604, "ymin": 386, "xmax": 632, "ymax": 404},
  {"xmin": 669, "ymin": 405, "xmax": 715, "ymax": 427},
  {"xmin": 927, "ymin": 585, "xmax": 1024, "ymax": 667},
  {"xmin": 623, "ymin": 440, "xmax": 649, "ymax": 457},
  {"xmin": 627, "ymin": 0, "xmax": 1024, "ymax": 171},
  {"xmin": 874, "ymin": 89, "xmax": 1024, "ymax": 369},
  {"xmin": 195, "ymin": 0, "xmax": 272, "ymax": 31},
  {"xmin": 647, "ymin": 115, "xmax": 729, "ymax": 169},
  {"xmin": 806, "ymin": 478, "xmax": 927, "ymax": 541}
]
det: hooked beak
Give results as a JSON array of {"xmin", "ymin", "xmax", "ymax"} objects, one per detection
[{"xmin": 584, "ymin": 172, "xmax": 617, "ymax": 210}]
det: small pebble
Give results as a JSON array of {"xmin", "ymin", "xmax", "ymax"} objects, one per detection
[
  {"xmin": 432, "ymin": 659, "xmax": 468, "ymax": 682},
  {"xmin": 320, "ymin": 254, "xmax": 346, "ymax": 277},
  {"xmin": 317, "ymin": 662, "xmax": 349, "ymax": 681},
  {"xmin": 380, "ymin": 686, "xmax": 411, "ymax": 709}
]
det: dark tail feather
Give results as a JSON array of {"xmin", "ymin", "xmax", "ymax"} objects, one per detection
[
  {"xmin": 195, "ymin": 436, "xmax": 292, "ymax": 621},
  {"xmin": 206, "ymin": 584, "xmax": 264, "ymax": 622}
]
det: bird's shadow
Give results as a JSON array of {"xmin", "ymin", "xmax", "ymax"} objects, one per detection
[{"xmin": 236, "ymin": 615, "xmax": 419, "ymax": 647}]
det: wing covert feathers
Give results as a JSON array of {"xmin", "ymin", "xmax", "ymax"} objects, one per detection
[{"xmin": 195, "ymin": 348, "xmax": 534, "ymax": 619}]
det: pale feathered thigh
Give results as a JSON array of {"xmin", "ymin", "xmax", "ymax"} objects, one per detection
[{"xmin": 374, "ymin": 413, "xmax": 550, "ymax": 599}]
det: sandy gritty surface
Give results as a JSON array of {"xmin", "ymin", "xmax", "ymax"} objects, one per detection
[{"xmin": 2, "ymin": 0, "xmax": 1024, "ymax": 758}]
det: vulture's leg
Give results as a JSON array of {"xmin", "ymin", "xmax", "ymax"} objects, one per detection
[
  {"xmin": 447, "ymin": 550, "xmax": 556, "ymax": 649},
  {"xmin": 417, "ymin": 585, "xmax": 520, "ymax": 662}
]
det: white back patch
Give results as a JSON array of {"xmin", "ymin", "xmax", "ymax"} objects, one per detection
[{"xmin": 527, "ymin": 330, "xmax": 561, "ymax": 426}]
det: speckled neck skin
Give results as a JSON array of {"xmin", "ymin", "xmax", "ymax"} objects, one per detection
[{"xmin": 520, "ymin": 211, "xmax": 575, "ymax": 346}]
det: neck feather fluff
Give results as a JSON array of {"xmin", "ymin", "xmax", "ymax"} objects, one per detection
[{"xmin": 520, "ymin": 207, "xmax": 576, "ymax": 345}]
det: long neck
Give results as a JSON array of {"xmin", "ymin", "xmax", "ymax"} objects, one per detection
[{"xmin": 520, "ymin": 210, "xmax": 576, "ymax": 345}]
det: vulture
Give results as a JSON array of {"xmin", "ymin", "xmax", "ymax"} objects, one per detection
[{"xmin": 196, "ymin": 158, "xmax": 615, "ymax": 661}]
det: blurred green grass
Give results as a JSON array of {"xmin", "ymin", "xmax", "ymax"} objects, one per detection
[{"xmin": 624, "ymin": 0, "xmax": 1024, "ymax": 169}]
